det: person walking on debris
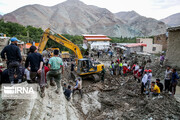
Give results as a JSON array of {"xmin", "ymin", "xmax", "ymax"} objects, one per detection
[
  {"xmin": 156, "ymin": 79, "xmax": 163, "ymax": 92},
  {"xmin": 73, "ymin": 77, "xmax": 83, "ymax": 98},
  {"xmin": 160, "ymin": 54, "xmax": 165, "ymax": 67},
  {"xmin": 147, "ymin": 69, "xmax": 152, "ymax": 91},
  {"xmin": 25, "ymin": 46, "xmax": 45, "ymax": 97},
  {"xmin": 141, "ymin": 69, "xmax": 148, "ymax": 94},
  {"xmin": 47, "ymin": 50, "xmax": 64, "ymax": 94},
  {"xmin": 101, "ymin": 66, "xmax": 106, "ymax": 82},
  {"xmin": 109, "ymin": 62, "xmax": 113, "ymax": 75},
  {"xmin": 97, "ymin": 51, "xmax": 100, "ymax": 58},
  {"xmin": 64, "ymin": 85, "xmax": 72, "ymax": 101},
  {"xmin": 123, "ymin": 61, "xmax": 128, "ymax": 76},
  {"xmin": 137, "ymin": 66, "xmax": 142, "ymax": 83},
  {"xmin": 171, "ymin": 68, "xmax": 179, "ymax": 96},
  {"xmin": 1, "ymin": 37, "xmax": 22, "ymax": 84},
  {"xmin": 164, "ymin": 66, "xmax": 172, "ymax": 92},
  {"xmin": 134, "ymin": 63, "xmax": 139, "ymax": 80},
  {"xmin": 151, "ymin": 81, "xmax": 160, "ymax": 96},
  {"xmin": 119, "ymin": 61, "xmax": 123, "ymax": 75}
]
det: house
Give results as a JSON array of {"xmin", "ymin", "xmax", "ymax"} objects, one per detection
[
  {"xmin": 83, "ymin": 35, "xmax": 111, "ymax": 50},
  {"xmin": 153, "ymin": 33, "xmax": 168, "ymax": 51},
  {"xmin": 114, "ymin": 43, "xmax": 147, "ymax": 56},
  {"xmin": 166, "ymin": 26, "xmax": 180, "ymax": 69},
  {"xmin": 123, "ymin": 43, "xmax": 147, "ymax": 55},
  {"xmin": 136, "ymin": 38, "xmax": 162, "ymax": 53}
]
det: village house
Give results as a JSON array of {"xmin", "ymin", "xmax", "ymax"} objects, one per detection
[
  {"xmin": 136, "ymin": 38, "xmax": 162, "ymax": 54},
  {"xmin": 114, "ymin": 43, "xmax": 147, "ymax": 56},
  {"xmin": 82, "ymin": 34, "xmax": 111, "ymax": 50},
  {"xmin": 154, "ymin": 33, "xmax": 168, "ymax": 51}
]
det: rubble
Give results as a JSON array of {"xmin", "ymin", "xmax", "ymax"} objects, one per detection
[{"xmin": 1, "ymin": 54, "xmax": 180, "ymax": 120}]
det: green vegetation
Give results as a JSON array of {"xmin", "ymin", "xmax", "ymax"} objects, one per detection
[
  {"xmin": 0, "ymin": 19, "xmax": 43, "ymax": 42},
  {"xmin": 0, "ymin": 19, "xmax": 139, "ymax": 55},
  {"xmin": 110, "ymin": 36, "xmax": 136, "ymax": 43},
  {"xmin": 0, "ymin": 19, "xmax": 86, "ymax": 54}
]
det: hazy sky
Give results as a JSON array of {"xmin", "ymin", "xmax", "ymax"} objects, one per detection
[{"xmin": 0, "ymin": 0, "xmax": 180, "ymax": 19}]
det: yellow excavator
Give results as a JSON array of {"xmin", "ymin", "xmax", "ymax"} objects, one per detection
[{"xmin": 38, "ymin": 28, "xmax": 104, "ymax": 81}]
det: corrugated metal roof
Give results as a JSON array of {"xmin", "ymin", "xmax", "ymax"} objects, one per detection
[
  {"xmin": 83, "ymin": 35, "xmax": 111, "ymax": 41},
  {"xmin": 125, "ymin": 43, "xmax": 147, "ymax": 48}
]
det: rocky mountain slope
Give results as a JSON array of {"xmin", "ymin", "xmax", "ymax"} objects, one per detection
[
  {"xmin": 2, "ymin": 0, "xmax": 166, "ymax": 37},
  {"xmin": 2, "ymin": 0, "xmax": 142, "ymax": 37},
  {"xmin": 115, "ymin": 11, "xmax": 166, "ymax": 36},
  {"xmin": 161, "ymin": 13, "xmax": 180, "ymax": 27}
]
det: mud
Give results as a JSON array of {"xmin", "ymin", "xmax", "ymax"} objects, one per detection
[{"xmin": 1, "ymin": 55, "xmax": 180, "ymax": 120}]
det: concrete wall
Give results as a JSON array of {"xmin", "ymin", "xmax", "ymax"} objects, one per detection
[
  {"xmin": 0, "ymin": 37, "xmax": 9, "ymax": 52},
  {"xmin": 137, "ymin": 38, "xmax": 162, "ymax": 53},
  {"xmin": 166, "ymin": 30, "xmax": 180, "ymax": 69},
  {"xmin": 154, "ymin": 34, "xmax": 167, "ymax": 51},
  {"xmin": 124, "ymin": 46, "xmax": 143, "ymax": 55},
  {"xmin": 88, "ymin": 41, "xmax": 110, "ymax": 50}
]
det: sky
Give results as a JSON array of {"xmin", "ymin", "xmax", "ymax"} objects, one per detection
[{"xmin": 0, "ymin": 0, "xmax": 180, "ymax": 20}]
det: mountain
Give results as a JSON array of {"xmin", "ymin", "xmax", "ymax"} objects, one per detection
[
  {"xmin": 2, "ymin": 0, "xmax": 166, "ymax": 37},
  {"xmin": 2, "ymin": 0, "xmax": 142, "ymax": 37},
  {"xmin": 115, "ymin": 11, "xmax": 166, "ymax": 36},
  {"xmin": 161, "ymin": 13, "xmax": 180, "ymax": 27},
  {"xmin": 0, "ymin": 14, "xmax": 2, "ymax": 19}
]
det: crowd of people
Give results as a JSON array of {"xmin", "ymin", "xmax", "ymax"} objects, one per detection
[
  {"xmin": 109, "ymin": 55, "xmax": 179, "ymax": 96},
  {"xmin": 0, "ymin": 37, "xmax": 82, "ymax": 99},
  {"xmin": 0, "ymin": 37, "xmax": 179, "ymax": 100}
]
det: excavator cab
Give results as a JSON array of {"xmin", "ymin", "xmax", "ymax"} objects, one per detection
[{"xmin": 77, "ymin": 58, "xmax": 96, "ymax": 74}]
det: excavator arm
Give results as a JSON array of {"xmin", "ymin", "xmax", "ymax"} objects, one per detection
[{"xmin": 38, "ymin": 28, "xmax": 83, "ymax": 59}]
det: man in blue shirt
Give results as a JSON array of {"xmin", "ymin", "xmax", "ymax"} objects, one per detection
[
  {"xmin": 1, "ymin": 37, "xmax": 22, "ymax": 84},
  {"xmin": 171, "ymin": 68, "xmax": 179, "ymax": 96}
]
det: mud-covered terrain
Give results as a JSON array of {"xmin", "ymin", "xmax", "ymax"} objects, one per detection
[{"xmin": 0, "ymin": 56, "xmax": 180, "ymax": 120}]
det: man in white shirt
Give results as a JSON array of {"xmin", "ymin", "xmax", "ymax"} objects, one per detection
[
  {"xmin": 147, "ymin": 69, "xmax": 152, "ymax": 90},
  {"xmin": 73, "ymin": 77, "xmax": 83, "ymax": 98},
  {"xmin": 141, "ymin": 69, "xmax": 148, "ymax": 94},
  {"xmin": 164, "ymin": 66, "xmax": 172, "ymax": 92}
]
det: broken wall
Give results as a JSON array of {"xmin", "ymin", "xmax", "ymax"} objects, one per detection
[{"xmin": 166, "ymin": 27, "xmax": 180, "ymax": 69}]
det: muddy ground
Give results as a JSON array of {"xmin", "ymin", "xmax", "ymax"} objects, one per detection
[
  {"xmin": 61, "ymin": 59, "xmax": 180, "ymax": 120},
  {"xmin": 0, "ymin": 55, "xmax": 180, "ymax": 120}
]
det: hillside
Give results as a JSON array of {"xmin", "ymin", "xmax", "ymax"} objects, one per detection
[
  {"xmin": 161, "ymin": 13, "xmax": 180, "ymax": 27},
  {"xmin": 2, "ymin": 0, "xmax": 142, "ymax": 37},
  {"xmin": 115, "ymin": 11, "xmax": 166, "ymax": 36}
]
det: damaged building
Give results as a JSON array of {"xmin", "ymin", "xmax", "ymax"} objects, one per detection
[{"xmin": 166, "ymin": 26, "xmax": 180, "ymax": 69}]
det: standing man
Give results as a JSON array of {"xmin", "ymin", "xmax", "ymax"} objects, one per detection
[
  {"xmin": 141, "ymin": 69, "xmax": 148, "ymax": 94},
  {"xmin": 164, "ymin": 66, "xmax": 172, "ymax": 92},
  {"xmin": 171, "ymin": 68, "xmax": 179, "ymax": 96},
  {"xmin": 46, "ymin": 50, "xmax": 63, "ymax": 94},
  {"xmin": 160, "ymin": 54, "xmax": 165, "ymax": 67},
  {"xmin": 1, "ymin": 37, "xmax": 22, "ymax": 84},
  {"xmin": 147, "ymin": 69, "xmax": 152, "ymax": 91},
  {"xmin": 25, "ymin": 46, "xmax": 44, "ymax": 97},
  {"xmin": 101, "ymin": 66, "xmax": 106, "ymax": 82}
]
